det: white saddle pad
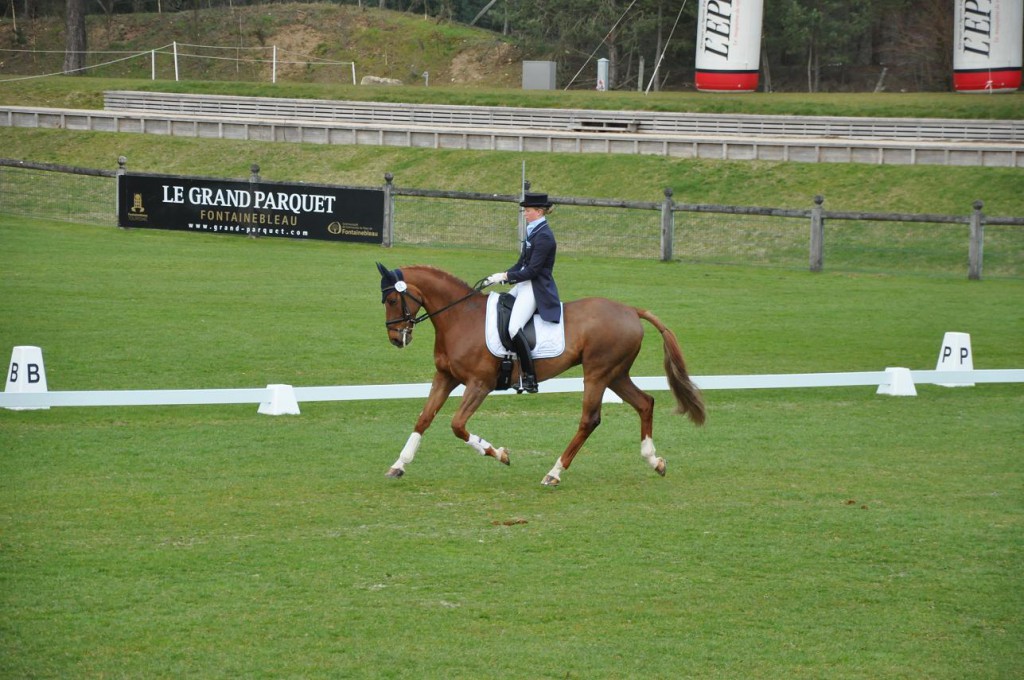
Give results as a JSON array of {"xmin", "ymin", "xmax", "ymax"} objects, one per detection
[{"xmin": 485, "ymin": 293, "xmax": 566, "ymax": 359}]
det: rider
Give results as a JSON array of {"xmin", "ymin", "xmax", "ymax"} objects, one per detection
[{"xmin": 484, "ymin": 192, "xmax": 561, "ymax": 394}]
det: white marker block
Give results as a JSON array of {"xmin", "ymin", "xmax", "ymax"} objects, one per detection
[
  {"xmin": 876, "ymin": 367, "xmax": 917, "ymax": 397},
  {"xmin": 5, "ymin": 346, "xmax": 49, "ymax": 410},
  {"xmin": 601, "ymin": 388, "xmax": 623, "ymax": 404},
  {"xmin": 935, "ymin": 332, "xmax": 974, "ymax": 387},
  {"xmin": 257, "ymin": 384, "xmax": 300, "ymax": 415}
]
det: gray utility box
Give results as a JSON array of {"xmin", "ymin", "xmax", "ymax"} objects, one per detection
[{"xmin": 522, "ymin": 61, "xmax": 557, "ymax": 90}]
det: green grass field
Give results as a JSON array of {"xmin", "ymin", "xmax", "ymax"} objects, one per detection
[
  {"xmin": 1, "ymin": 216, "xmax": 1022, "ymax": 678},
  {"xmin": 3, "ymin": 74, "xmax": 1024, "ymax": 120}
]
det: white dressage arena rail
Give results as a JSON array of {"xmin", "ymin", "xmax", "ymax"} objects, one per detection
[{"xmin": 1, "ymin": 370, "xmax": 1021, "ymax": 410}]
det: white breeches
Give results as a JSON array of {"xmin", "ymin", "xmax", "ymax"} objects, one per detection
[{"xmin": 508, "ymin": 281, "xmax": 536, "ymax": 335}]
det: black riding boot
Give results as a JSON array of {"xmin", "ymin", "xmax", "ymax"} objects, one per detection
[{"xmin": 511, "ymin": 330, "xmax": 538, "ymax": 394}]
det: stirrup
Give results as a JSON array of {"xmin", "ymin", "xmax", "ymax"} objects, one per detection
[{"xmin": 518, "ymin": 374, "xmax": 539, "ymax": 394}]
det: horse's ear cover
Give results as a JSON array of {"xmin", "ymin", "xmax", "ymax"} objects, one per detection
[
  {"xmin": 377, "ymin": 262, "xmax": 404, "ymax": 302},
  {"xmin": 377, "ymin": 262, "xmax": 392, "ymax": 302}
]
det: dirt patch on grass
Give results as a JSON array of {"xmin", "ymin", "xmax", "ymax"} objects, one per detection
[
  {"xmin": 449, "ymin": 41, "xmax": 521, "ymax": 86},
  {"xmin": 272, "ymin": 24, "xmax": 331, "ymax": 78}
]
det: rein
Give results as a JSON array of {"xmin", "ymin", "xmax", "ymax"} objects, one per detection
[{"xmin": 384, "ymin": 278, "xmax": 489, "ymax": 328}]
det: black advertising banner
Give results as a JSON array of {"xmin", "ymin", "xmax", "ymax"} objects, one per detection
[{"xmin": 118, "ymin": 174, "xmax": 384, "ymax": 243}]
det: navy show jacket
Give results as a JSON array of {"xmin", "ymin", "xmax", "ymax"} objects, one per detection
[{"xmin": 504, "ymin": 219, "xmax": 561, "ymax": 323}]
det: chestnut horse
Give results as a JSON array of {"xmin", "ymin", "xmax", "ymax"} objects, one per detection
[{"xmin": 377, "ymin": 263, "xmax": 705, "ymax": 486}]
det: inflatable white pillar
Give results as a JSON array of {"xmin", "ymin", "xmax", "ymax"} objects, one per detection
[
  {"xmin": 695, "ymin": 0, "xmax": 764, "ymax": 92},
  {"xmin": 953, "ymin": 0, "xmax": 1023, "ymax": 92}
]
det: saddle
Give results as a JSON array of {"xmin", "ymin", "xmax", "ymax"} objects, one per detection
[
  {"xmin": 484, "ymin": 293, "xmax": 565, "ymax": 391},
  {"xmin": 494, "ymin": 292, "xmax": 537, "ymax": 352}
]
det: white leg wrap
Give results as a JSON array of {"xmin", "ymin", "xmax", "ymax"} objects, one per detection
[
  {"xmin": 640, "ymin": 436, "xmax": 659, "ymax": 469},
  {"xmin": 393, "ymin": 432, "xmax": 421, "ymax": 471},
  {"xmin": 546, "ymin": 459, "xmax": 565, "ymax": 480},
  {"xmin": 466, "ymin": 433, "xmax": 492, "ymax": 456}
]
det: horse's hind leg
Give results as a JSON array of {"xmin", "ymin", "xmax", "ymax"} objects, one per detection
[{"xmin": 609, "ymin": 375, "xmax": 666, "ymax": 477}]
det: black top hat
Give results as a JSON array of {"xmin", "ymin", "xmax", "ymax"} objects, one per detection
[{"xmin": 519, "ymin": 192, "xmax": 553, "ymax": 209}]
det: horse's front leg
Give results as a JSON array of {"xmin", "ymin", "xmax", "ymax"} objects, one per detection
[
  {"xmin": 386, "ymin": 371, "xmax": 459, "ymax": 478},
  {"xmin": 542, "ymin": 381, "xmax": 605, "ymax": 486},
  {"xmin": 451, "ymin": 380, "xmax": 510, "ymax": 466}
]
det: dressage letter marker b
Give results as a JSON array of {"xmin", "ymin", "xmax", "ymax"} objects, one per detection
[{"xmin": 5, "ymin": 345, "xmax": 49, "ymax": 410}]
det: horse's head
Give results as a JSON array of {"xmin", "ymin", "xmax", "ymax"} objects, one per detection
[{"xmin": 377, "ymin": 262, "xmax": 424, "ymax": 348}]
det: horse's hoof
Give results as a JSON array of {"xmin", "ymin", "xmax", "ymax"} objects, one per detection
[
  {"xmin": 496, "ymin": 447, "xmax": 510, "ymax": 466},
  {"xmin": 385, "ymin": 467, "xmax": 405, "ymax": 479},
  {"xmin": 655, "ymin": 458, "xmax": 667, "ymax": 477},
  {"xmin": 541, "ymin": 475, "xmax": 560, "ymax": 487}
]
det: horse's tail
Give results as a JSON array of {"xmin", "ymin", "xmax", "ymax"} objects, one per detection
[{"xmin": 636, "ymin": 308, "xmax": 706, "ymax": 426}]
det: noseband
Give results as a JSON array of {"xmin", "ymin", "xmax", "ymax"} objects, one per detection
[{"xmin": 383, "ymin": 281, "xmax": 425, "ymax": 346}]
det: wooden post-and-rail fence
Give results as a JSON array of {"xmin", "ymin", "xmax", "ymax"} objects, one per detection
[{"xmin": 1, "ymin": 157, "xmax": 1020, "ymax": 280}]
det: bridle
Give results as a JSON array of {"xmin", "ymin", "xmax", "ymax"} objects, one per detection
[{"xmin": 382, "ymin": 277, "xmax": 488, "ymax": 346}]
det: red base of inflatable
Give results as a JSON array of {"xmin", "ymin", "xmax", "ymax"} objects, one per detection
[
  {"xmin": 953, "ymin": 69, "xmax": 1022, "ymax": 93},
  {"xmin": 695, "ymin": 70, "xmax": 759, "ymax": 93}
]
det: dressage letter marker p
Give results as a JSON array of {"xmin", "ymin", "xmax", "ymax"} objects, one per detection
[
  {"xmin": 4, "ymin": 345, "xmax": 49, "ymax": 410},
  {"xmin": 935, "ymin": 331, "xmax": 974, "ymax": 387}
]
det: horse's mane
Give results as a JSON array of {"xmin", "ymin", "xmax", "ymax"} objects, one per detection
[{"xmin": 401, "ymin": 265, "xmax": 475, "ymax": 292}]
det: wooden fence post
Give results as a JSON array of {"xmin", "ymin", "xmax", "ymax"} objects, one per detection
[
  {"xmin": 247, "ymin": 164, "xmax": 261, "ymax": 239},
  {"xmin": 660, "ymin": 187, "xmax": 674, "ymax": 262},
  {"xmin": 115, "ymin": 155, "xmax": 127, "ymax": 227},
  {"xmin": 968, "ymin": 199, "xmax": 984, "ymax": 281},
  {"xmin": 809, "ymin": 194, "xmax": 824, "ymax": 272},
  {"xmin": 382, "ymin": 172, "xmax": 394, "ymax": 248},
  {"xmin": 519, "ymin": 179, "xmax": 530, "ymax": 243}
]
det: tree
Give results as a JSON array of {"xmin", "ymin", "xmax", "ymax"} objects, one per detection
[
  {"xmin": 763, "ymin": 0, "xmax": 874, "ymax": 92},
  {"xmin": 629, "ymin": 0, "xmax": 697, "ymax": 91},
  {"xmin": 876, "ymin": 0, "xmax": 951, "ymax": 90},
  {"xmin": 62, "ymin": 0, "xmax": 86, "ymax": 76}
]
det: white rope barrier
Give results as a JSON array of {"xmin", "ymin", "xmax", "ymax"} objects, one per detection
[
  {"xmin": 0, "ymin": 42, "xmax": 357, "ymax": 85},
  {"xmin": 0, "ymin": 47, "xmax": 170, "ymax": 82},
  {"xmin": 2, "ymin": 370, "xmax": 1021, "ymax": 410}
]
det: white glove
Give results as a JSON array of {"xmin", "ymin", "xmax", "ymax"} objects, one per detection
[{"xmin": 484, "ymin": 272, "xmax": 508, "ymax": 287}]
